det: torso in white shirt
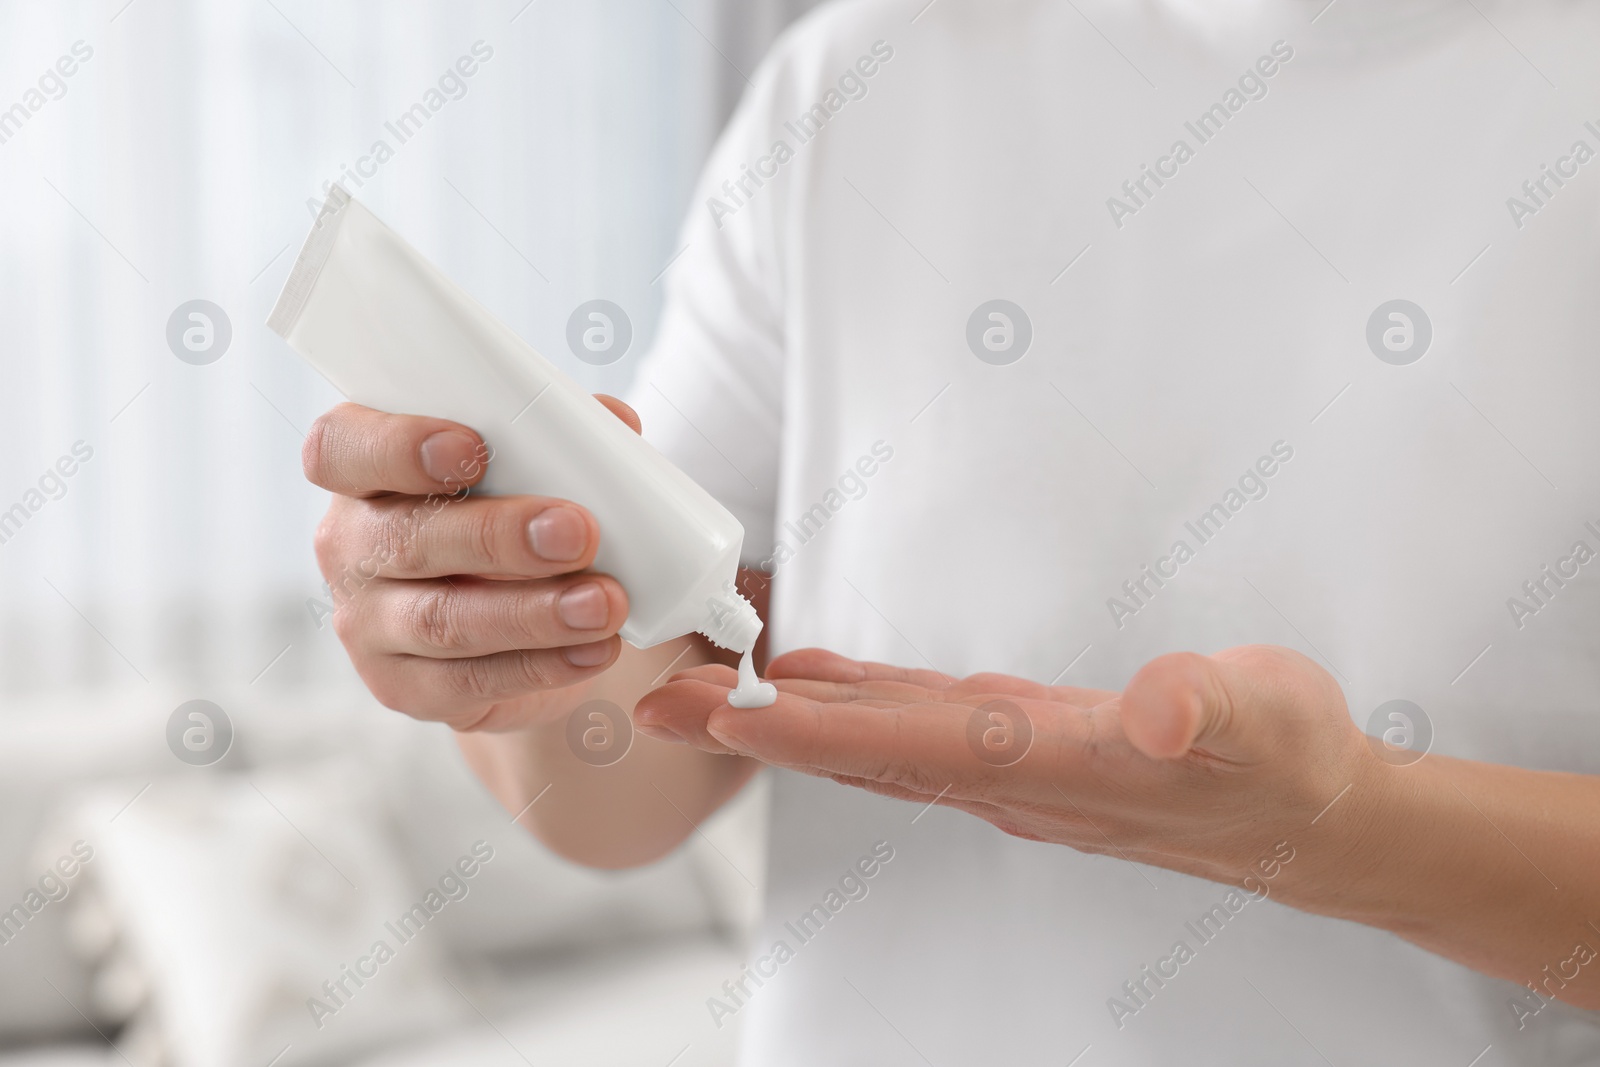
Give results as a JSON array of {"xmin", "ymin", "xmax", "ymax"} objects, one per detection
[{"xmin": 628, "ymin": 1, "xmax": 1600, "ymax": 1062}]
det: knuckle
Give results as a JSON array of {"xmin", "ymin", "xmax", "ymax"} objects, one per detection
[
  {"xmin": 465, "ymin": 516, "xmax": 497, "ymax": 570},
  {"xmin": 509, "ymin": 651, "xmax": 557, "ymax": 692},
  {"xmin": 411, "ymin": 584, "xmax": 466, "ymax": 652},
  {"xmin": 379, "ymin": 505, "xmax": 429, "ymax": 575},
  {"xmin": 400, "ymin": 504, "xmax": 500, "ymax": 576},
  {"xmin": 445, "ymin": 655, "xmax": 510, "ymax": 702},
  {"xmin": 445, "ymin": 656, "xmax": 499, "ymax": 702},
  {"xmin": 447, "ymin": 651, "xmax": 554, "ymax": 702},
  {"xmin": 466, "ymin": 505, "xmax": 515, "ymax": 568},
  {"xmin": 318, "ymin": 502, "xmax": 389, "ymax": 590}
]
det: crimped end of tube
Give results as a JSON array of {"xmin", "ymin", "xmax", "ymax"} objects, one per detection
[{"xmin": 266, "ymin": 184, "xmax": 353, "ymax": 340}]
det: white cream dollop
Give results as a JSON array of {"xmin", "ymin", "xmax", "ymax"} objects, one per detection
[{"xmin": 727, "ymin": 649, "xmax": 776, "ymax": 708}]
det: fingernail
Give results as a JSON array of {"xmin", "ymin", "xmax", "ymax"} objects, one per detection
[
  {"xmin": 419, "ymin": 430, "xmax": 480, "ymax": 484},
  {"xmin": 529, "ymin": 507, "xmax": 588, "ymax": 562},
  {"xmin": 558, "ymin": 582, "xmax": 610, "ymax": 630},
  {"xmin": 563, "ymin": 640, "xmax": 613, "ymax": 668}
]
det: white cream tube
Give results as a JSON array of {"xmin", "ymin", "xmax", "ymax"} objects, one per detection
[{"xmin": 269, "ymin": 185, "xmax": 763, "ymax": 656}]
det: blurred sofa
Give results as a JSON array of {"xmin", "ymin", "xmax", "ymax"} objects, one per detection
[{"xmin": 0, "ymin": 682, "xmax": 763, "ymax": 1066}]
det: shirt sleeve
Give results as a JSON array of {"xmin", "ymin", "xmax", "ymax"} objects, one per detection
[{"xmin": 625, "ymin": 48, "xmax": 795, "ymax": 569}]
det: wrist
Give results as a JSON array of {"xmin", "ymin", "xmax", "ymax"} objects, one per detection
[{"xmin": 1269, "ymin": 745, "xmax": 1449, "ymax": 932}]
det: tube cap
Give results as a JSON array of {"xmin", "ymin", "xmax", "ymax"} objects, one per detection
[{"xmin": 698, "ymin": 591, "xmax": 763, "ymax": 655}]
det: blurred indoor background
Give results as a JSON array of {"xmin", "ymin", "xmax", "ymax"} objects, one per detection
[{"xmin": 0, "ymin": 1, "xmax": 819, "ymax": 1063}]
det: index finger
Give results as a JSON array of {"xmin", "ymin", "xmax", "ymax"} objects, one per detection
[
  {"xmin": 708, "ymin": 695, "xmax": 1062, "ymax": 797},
  {"xmin": 766, "ymin": 648, "xmax": 958, "ymax": 691},
  {"xmin": 638, "ymin": 674, "xmax": 1067, "ymax": 796},
  {"xmin": 669, "ymin": 658, "xmax": 945, "ymax": 706},
  {"xmin": 764, "ymin": 649, "xmax": 1114, "ymax": 707},
  {"xmin": 303, "ymin": 403, "xmax": 489, "ymax": 497}
]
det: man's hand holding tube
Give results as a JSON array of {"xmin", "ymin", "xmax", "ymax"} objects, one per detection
[{"xmin": 301, "ymin": 399, "xmax": 643, "ymax": 731}]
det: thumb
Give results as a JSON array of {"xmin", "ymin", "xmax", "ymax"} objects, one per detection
[{"xmin": 1119, "ymin": 647, "xmax": 1294, "ymax": 760}]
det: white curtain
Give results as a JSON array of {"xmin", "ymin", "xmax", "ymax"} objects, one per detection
[{"xmin": 0, "ymin": 0, "xmax": 820, "ymax": 698}]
